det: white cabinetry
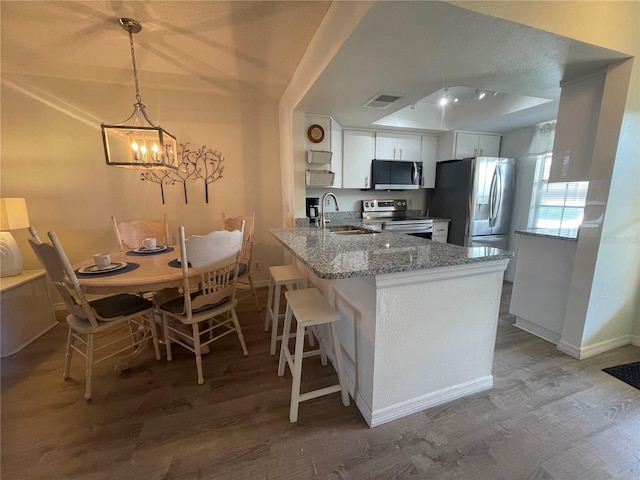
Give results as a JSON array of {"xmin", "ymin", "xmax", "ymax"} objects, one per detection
[
  {"xmin": 431, "ymin": 220, "xmax": 449, "ymax": 243},
  {"xmin": 437, "ymin": 131, "xmax": 501, "ymax": 161},
  {"xmin": 421, "ymin": 135, "xmax": 438, "ymax": 188},
  {"xmin": 342, "ymin": 130, "xmax": 374, "ymax": 189},
  {"xmin": 375, "ymin": 132, "xmax": 421, "ymax": 161}
]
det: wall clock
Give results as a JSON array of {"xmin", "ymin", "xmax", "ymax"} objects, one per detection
[{"xmin": 307, "ymin": 124, "xmax": 325, "ymax": 143}]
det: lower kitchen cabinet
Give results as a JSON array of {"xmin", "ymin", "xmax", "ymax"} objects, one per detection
[{"xmin": 432, "ymin": 219, "xmax": 449, "ymax": 243}]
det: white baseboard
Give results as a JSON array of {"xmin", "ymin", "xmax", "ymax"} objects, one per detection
[
  {"xmin": 368, "ymin": 376, "xmax": 494, "ymax": 428},
  {"xmin": 514, "ymin": 318, "xmax": 560, "ymax": 345},
  {"xmin": 558, "ymin": 334, "xmax": 635, "ymax": 359},
  {"xmin": 556, "ymin": 340, "xmax": 581, "ymax": 358}
]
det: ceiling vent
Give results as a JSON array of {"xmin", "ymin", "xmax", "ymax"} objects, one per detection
[{"xmin": 363, "ymin": 93, "xmax": 403, "ymax": 109}]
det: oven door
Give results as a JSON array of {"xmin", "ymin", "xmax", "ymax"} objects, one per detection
[
  {"xmin": 409, "ymin": 232, "xmax": 433, "ymax": 240},
  {"xmin": 383, "ymin": 221, "xmax": 433, "ymax": 239}
]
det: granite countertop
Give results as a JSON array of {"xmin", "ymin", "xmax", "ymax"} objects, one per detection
[
  {"xmin": 271, "ymin": 226, "xmax": 513, "ymax": 280},
  {"xmin": 515, "ymin": 228, "xmax": 579, "ymax": 242}
]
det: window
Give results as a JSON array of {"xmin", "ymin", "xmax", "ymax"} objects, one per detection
[{"xmin": 529, "ymin": 152, "xmax": 588, "ymax": 231}]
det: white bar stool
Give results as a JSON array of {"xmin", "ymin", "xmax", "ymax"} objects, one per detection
[
  {"xmin": 277, "ymin": 288, "xmax": 350, "ymax": 423},
  {"xmin": 264, "ymin": 265, "xmax": 307, "ymax": 355}
]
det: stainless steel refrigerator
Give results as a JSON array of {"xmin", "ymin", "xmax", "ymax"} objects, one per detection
[{"xmin": 429, "ymin": 157, "xmax": 516, "ymax": 250}]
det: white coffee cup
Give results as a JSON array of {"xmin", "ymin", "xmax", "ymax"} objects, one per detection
[
  {"xmin": 93, "ymin": 253, "xmax": 111, "ymax": 269},
  {"xmin": 143, "ymin": 237, "xmax": 157, "ymax": 250}
]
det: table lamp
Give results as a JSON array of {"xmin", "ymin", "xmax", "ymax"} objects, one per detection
[{"xmin": 0, "ymin": 198, "xmax": 31, "ymax": 277}]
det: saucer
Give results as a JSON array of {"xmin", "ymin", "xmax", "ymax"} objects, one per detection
[
  {"xmin": 134, "ymin": 245, "xmax": 168, "ymax": 254},
  {"xmin": 78, "ymin": 262, "xmax": 127, "ymax": 274}
]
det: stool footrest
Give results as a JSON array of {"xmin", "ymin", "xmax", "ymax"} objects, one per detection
[
  {"xmin": 298, "ymin": 384, "xmax": 342, "ymax": 403},
  {"xmin": 302, "ymin": 348, "xmax": 321, "ymax": 358}
]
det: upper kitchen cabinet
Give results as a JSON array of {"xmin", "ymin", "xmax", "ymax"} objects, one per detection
[
  {"xmin": 548, "ymin": 70, "xmax": 605, "ymax": 183},
  {"xmin": 375, "ymin": 132, "xmax": 422, "ymax": 161},
  {"xmin": 305, "ymin": 114, "xmax": 343, "ymax": 188},
  {"xmin": 343, "ymin": 130, "xmax": 374, "ymax": 189},
  {"xmin": 421, "ymin": 135, "xmax": 438, "ymax": 188},
  {"xmin": 437, "ymin": 131, "xmax": 501, "ymax": 161}
]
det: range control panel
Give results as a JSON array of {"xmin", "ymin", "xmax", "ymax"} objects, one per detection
[{"xmin": 362, "ymin": 199, "xmax": 407, "ymax": 212}]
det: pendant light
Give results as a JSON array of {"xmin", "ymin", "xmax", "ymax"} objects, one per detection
[{"xmin": 101, "ymin": 18, "xmax": 178, "ymax": 170}]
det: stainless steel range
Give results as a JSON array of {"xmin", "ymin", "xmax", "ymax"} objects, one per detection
[{"xmin": 362, "ymin": 199, "xmax": 433, "ymax": 239}]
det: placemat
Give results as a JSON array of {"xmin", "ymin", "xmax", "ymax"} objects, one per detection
[
  {"xmin": 76, "ymin": 262, "xmax": 140, "ymax": 278},
  {"xmin": 126, "ymin": 246, "xmax": 174, "ymax": 257},
  {"xmin": 168, "ymin": 258, "xmax": 191, "ymax": 268}
]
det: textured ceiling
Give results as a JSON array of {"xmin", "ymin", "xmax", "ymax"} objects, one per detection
[
  {"xmin": 1, "ymin": 1, "xmax": 629, "ymax": 133},
  {"xmin": 1, "ymin": 0, "xmax": 331, "ymax": 101},
  {"xmin": 296, "ymin": 2, "xmax": 629, "ymax": 133}
]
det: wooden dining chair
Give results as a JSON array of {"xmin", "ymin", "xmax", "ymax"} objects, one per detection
[
  {"xmin": 157, "ymin": 225, "xmax": 248, "ymax": 385},
  {"xmin": 222, "ymin": 212, "xmax": 261, "ymax": 312},
  {"xmin": 111, "ymin": 213, "xmax": 170, "ymax": 251},
  {"xmin": 28, "ymin": 226, "xmax": 42, "ymax": 242},
  {"xmin": 28, "ymin": 232, "xmax": 161, "ymax": 400}
]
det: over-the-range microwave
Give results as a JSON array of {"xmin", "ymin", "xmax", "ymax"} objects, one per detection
[{"xmin": 371, "ymin": 159, "xmax": 422, "ymax": 190}]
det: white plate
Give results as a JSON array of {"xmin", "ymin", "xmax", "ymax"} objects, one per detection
[
  {"xmin": 79, "ymin": 262, "xmax": 128, "ymax": 274},
  {"xmin": 133, "ymin": 245, "xmax": 168, "ymax": 254}
]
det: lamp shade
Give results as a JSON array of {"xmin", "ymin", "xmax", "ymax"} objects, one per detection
[
  {"xmin": 0, "ymin": 198, "xmax": 29, "ymax": 277},
  {"xmin": 0, "ymin": 198, "xmax": 30, "ymax": 231}
]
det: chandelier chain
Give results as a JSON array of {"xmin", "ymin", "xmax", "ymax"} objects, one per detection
[{"xmin": 128, "ymin": 29, "xmax": 142, "ymax": 104}]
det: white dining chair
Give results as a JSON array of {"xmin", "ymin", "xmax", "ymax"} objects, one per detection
[
  {"xmin": 111, "ymin": 213, "xmax": 170, "ymax": 251},
  {"xmin": 222, "ymin": 212, "xmax": 260, "ymax": 312},
  {"xmin": 28, "ymin": 232, "xmax": 161, "ymax": 400},
  {"xmin": 157, "ymin": 225, "xmax": 248, "ymax": 385}
]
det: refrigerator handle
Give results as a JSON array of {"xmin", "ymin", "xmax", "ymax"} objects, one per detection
[
  {"xmin": 492, "ymin": 166, "xmax": 503, "ymax": 227},
  {"xmin": 489, "ymin": 168, "xmax": 498, "ymax": 227}
]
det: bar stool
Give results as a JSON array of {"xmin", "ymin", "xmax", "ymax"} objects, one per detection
[
  {"xmin": 264, "ymin": 265, "xmax": 306, "ymax": 355},
  {"xmin": 277, "ymin": 288, "xmax": 350, "ymax": 423}
]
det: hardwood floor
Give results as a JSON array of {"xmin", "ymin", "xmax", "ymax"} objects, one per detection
[{"xmin": 2, "ymin": 283, "xmax": 639, "ymax": 479}]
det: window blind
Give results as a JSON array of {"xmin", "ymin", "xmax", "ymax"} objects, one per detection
[{"xmin": 529, "ymin": 152, "xmax": 588, "ymax": 231}]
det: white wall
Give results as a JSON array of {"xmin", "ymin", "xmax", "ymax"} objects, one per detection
[{"xmin": 1, "ymin": 74, "xmax": 285, "ymax": 284}]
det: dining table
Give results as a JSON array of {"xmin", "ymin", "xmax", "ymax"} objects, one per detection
[
  {"xmin": 74, "ymin": 245, "xmax": 192, "ymax": 295},
  {"xmin": 73, "ymin": 244, "xmax": 194, "ymax": 371}
]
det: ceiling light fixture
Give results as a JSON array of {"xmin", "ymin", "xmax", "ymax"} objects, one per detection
[
  {"xmin": 439, "ymin": 88, "xmax": 450, "ymax": 106},
  {"xmin": 101, "ymin": 18, "xmax": 178, "ymax": 170},
  {"xmin": 476, "ymin": 89, "xmax": 487, "ymax": 100}
]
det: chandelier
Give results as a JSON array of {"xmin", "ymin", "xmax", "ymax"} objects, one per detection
[{"xmin": 101, "ymin": 18, "xmax": 178, "ymax": 170}]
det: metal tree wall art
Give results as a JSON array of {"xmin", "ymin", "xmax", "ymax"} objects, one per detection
[
  {"xmin": 140, "ymin": 169, "xmax": 173, "ymax": 204},
  {"xmin": 183, "ymin": 143, "xmax": 225, "ymax": 203},
  {"xmin": 165, "ymin": 145, "xmax": 198, "ymax": 203},
  {"xmin": 140, "ymin": 143, "xmax": 225, "ymax": 204}
]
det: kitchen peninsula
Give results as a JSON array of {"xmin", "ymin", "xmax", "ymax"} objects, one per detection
[{"xmin": 271, "ymin": 226, "xmax": 512, "ymax": 427}]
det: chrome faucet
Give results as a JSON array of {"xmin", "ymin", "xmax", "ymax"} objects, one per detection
[{"xmin": 320, "ymin": 192, "xmax": 339, "ymax": 229}]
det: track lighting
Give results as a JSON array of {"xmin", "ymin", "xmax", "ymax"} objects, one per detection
[{"xmin": 476, "ymin": 89, "xmax": 486, "ymax": 100}]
